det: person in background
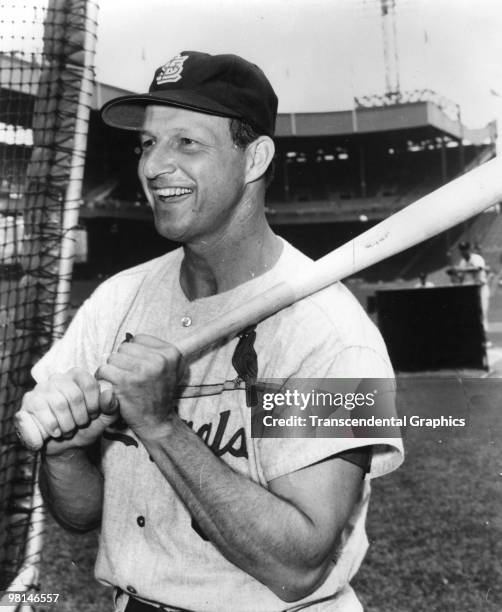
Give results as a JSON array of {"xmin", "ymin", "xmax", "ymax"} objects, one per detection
[
  {"xmin": 454, "ymin": 241, "xmax": 490, "ymax": 340},
  {"xmin": 414, "ymin": 272, "xmax": 435, "ymax": 288}
]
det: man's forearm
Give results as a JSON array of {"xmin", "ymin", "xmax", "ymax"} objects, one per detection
[
  {"xmin": 138, "ymin": 416, "xmax": 338, "ymax": 602},
  {"xmin": 40, "ymin": 448, "xmax": 104, "ymax": 532}
]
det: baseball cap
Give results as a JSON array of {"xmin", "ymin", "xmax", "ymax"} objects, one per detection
[
  {"xmin": 459, "ymin": 241, "xmax": 471, "ymax": 250},
  {"xmin": 101, "ymin": 51, "xmax": 278, "ymax": 137}
]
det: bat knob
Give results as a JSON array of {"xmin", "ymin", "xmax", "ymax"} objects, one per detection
[{"xmin": 14, "ymin": 410, "xmax": 45, "ymax": 451}]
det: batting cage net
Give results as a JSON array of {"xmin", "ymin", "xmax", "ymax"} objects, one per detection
[{"xmin": 0, "ymin": 0, "xmax": 98, "ymax": 592}]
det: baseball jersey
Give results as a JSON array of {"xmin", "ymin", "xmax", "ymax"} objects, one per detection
[
  {"xmin": 458, "ymin": 253, "xmax": 487, "ymax": 284},
  {"xmin": 32, "ymin": 239, "xmax": 403, "ymax": 612}
]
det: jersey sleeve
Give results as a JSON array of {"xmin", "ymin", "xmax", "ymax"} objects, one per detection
[
  {"xmin": 30, "ymin": 267, "xmax": 149, "ymax": 383},
  {"xmin": 31, "ymin": 295, "xmax": 106, "ymax": 384},
  {"xmin": 256, "ymin": 290, "xmax": 404, "ymax": 483},
  {"xmin": 29, "ymin": 255, "xmax": 166, "ymax": 384}
]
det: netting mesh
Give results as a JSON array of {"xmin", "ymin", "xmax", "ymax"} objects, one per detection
[{"xmin": 0, "ymin": 0, "xmax": 98, "ymax": 589}]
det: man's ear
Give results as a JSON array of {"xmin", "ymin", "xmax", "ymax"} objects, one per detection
[{"xmin": 244, "ymin": 136, "xmax": 275, "ymax": 184}]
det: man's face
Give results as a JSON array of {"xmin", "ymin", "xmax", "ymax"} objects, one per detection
[{"xmin": 138, "ymin": 105, "xmax": 248, "ymax": 244}]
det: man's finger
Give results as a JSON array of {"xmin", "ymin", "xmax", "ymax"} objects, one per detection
[
  {"xmin": 106, "ymin": 351, "xmax": 140, "ymax": 372},
  {"xmin": 42, "ymin": 388, "xmax": 77, "ymax": 434},
  {"xmin": 132, "ymin": 333, "xmax": 178, "ymax": 350},
  {"xmin": 50, "ymin": 377, "xmax": 91, "ymax": 428},
  {"xmin": 21, "ymin": 392, "xmax": 62, "ymax": 438},
  {"xmin": 68, "ymin": 368, "xmax": 101, "ymax": 416},
  {"xmin": 97, "ymin": 379, "xmax": 120, "ymax": 415},
  {"xmin": 96, "ymin": 363, "xmax": 126, "ymax": 390},
  {"xmin": 115, "ymin": 341, "xmax": 156, "ymax": 359}
]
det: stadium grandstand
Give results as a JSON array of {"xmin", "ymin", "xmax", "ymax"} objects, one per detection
[{"xmin": 1, "ymin": 51, "xmax": 500, "ymax": 297}]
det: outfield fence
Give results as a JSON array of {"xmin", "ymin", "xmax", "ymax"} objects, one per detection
[{"xmin": 0, "ymin": 0, "xmax": 98, "ymax": 601}]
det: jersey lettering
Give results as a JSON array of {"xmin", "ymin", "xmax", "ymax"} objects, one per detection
[{"xmin": 184, "ymin": 410, "xmax": 248, "ymax": 459}]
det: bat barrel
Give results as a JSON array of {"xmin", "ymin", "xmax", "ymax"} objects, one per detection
[{"xmin": 290, "ymin": 156, "xmax": 502, "ymax": 298}]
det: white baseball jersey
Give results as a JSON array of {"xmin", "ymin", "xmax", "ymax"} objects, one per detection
[
  {"xmin": 458, "ymin": 253, "xmax": 488, "ymax": 284},
  {"xmin": 33, "ymin": 239, "xmax": 403, "ymax": 612}
]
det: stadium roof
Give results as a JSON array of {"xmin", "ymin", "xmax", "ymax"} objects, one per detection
[
  {"xmin": 94, "ymin": 81, "xmax": 494, "ymax": 145},
  {"xmin": 1, "ymin": 53, "xmax": 496, "ymax": 146},
  {"xmin": 274, "ymin": 105, "xmax": 495, "ymax": 145}
]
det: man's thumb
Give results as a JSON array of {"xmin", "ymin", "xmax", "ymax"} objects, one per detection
[{"xmin": 98, "ymin": 380, "xmax": 120, "ymax": 416}]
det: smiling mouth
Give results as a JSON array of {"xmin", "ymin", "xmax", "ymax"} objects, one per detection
[{"xmin": 154, "ymin": 187, "xmax": 193, "ymax": 201}]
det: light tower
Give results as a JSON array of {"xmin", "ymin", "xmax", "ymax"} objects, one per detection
[{"xmin": 380, "ymin": 0, "xmax": 400, "ymax": 99}]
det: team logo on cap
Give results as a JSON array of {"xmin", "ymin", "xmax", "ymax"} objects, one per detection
[{"xmin": 156, "ymin": 54, "xmax": 189, "ymax": 85}]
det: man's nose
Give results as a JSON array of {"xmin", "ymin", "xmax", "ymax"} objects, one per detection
[{"xmin": 141, "ymin": 143, "xmax": 177, "ymax": 179}]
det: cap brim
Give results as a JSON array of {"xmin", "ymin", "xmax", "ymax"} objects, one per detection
[{"xmin": 101, "ymin": 90, "xmax": 243, "ymax": 130}]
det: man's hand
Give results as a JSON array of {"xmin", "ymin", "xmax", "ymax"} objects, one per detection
[
  {"xmin": 19, "ymin": 368, "xmax": 118, "ymax": 456},
  {"xmin": 96, "ymin": 334, "xmax": 184, "ymax": 440}
]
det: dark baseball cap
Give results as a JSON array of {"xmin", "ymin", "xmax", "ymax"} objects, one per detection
[
  {"xmin": 459, "ymin": 241, "xmax": 471, "ymax": 250},
  {"xmin": 101, "ymin": 51, "xmax": 278, "ymax": 137}
]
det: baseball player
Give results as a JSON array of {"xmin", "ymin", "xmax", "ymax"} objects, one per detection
[
  {"xmin": 450, "ymin": 241, "xmax": 490, "ymax": 335},
  {"xmin": 18, "ymin": 51, "xmax": 403, "ymax": 611}
]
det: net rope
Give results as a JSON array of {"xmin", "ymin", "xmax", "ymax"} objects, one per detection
[{"xmin": 0, "ymin": 0, "xmax": 98, "ymax": 591}]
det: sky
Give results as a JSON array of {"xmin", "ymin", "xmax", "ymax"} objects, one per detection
[
  {"xmin": 2, "ymin": 0, "xmax": 502, "ymax": 131},
  {"xmin": 92, "ymin": 0, "xmax": 502, "ymax": 131}
]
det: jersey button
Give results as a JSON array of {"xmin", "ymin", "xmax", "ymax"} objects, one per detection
[
  {"xmin": 137, "ymin": 515, "xmax": 145, "ymax": 527},
  {"xmin": 126, "ymin": 585, "xmax": 137, "ymax": 594},
  {"xmin": 181, "ymin": 315, "xmax": 192, "ymax": 327}
]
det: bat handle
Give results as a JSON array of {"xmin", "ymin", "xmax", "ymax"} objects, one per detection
[
  {"xmin": 14, "ymin": 410, "xmax": 45, "ymax": 451},
  {"xmin": 14, "ymin": 379, "xmax": 115, "ymax": 452}
]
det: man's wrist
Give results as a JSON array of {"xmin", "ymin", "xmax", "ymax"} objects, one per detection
[{"xmin": 132, "ymin": 413, "xmax": 179, "ymax": 443}]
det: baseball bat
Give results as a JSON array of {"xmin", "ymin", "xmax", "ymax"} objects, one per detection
[{"xmin": 15, "ymin": 156, "xmax": 502, "ymax": 450}]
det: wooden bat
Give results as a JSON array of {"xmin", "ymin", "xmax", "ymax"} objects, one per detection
[{"xmin": 15, "ymin": 156, "xmax": 502, "ymax": 450}]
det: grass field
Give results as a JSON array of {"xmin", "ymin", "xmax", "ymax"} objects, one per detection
[
  {"xmin": 35, "ymin": 376, "xmax": 502, "ymax": 612},
  {"xmin": 354, "ymin": 379, "xmax": 502, "ymax": 612}
]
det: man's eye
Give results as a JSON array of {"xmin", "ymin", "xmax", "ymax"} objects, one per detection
[
  {"xmin": 180, "ymin": 137, "xmax": 196, "ymax": 147},
  {"xmin": 140, "ymin": 138, "xmax": 154, "ymax": 150}
]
